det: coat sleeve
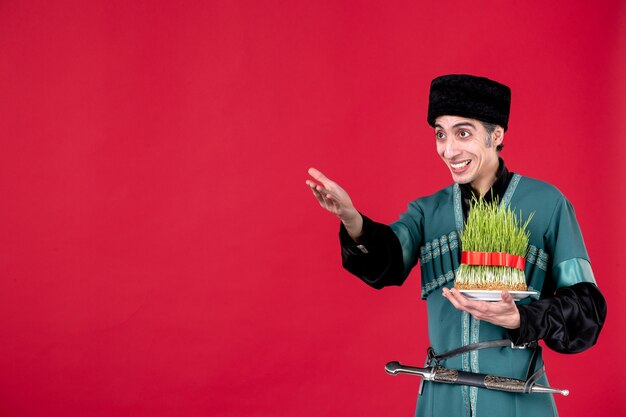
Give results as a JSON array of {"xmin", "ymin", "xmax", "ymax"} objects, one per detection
[
  {"xmin": 510, "ymin": 196, "xmax": 607, "ymax": 353},
  {"xmin": 339, "ymin": 214, "xmax": 406, "ymax": 289},
  {"xmin": 511, "ymin": 282, "xmax": 607, "ymax": 353}
]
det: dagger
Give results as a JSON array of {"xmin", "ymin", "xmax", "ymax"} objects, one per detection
[{"xmin": 385, "ymin": 361, "xmax": 569, "ymax": 396}]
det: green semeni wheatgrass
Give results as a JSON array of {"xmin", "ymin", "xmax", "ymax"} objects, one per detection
[{"xmin": 454, "ymin": 197, "xmax": 534, "ymax": 291}]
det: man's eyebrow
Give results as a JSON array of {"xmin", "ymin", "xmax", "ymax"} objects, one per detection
[
  {"xmin": 433, "ymin": 122, "xmax": 477, "ymax": 129},
  {"xmin": 452, "ymin": 122, "xmax": 476, "ymax": 129}
]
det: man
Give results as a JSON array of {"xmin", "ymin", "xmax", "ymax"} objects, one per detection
[{"xmin": 306, "ymin": 75, "xmax": 606, "ymax": 417}]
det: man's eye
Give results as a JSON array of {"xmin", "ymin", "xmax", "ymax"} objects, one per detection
[
  {"xmin": 459, "ymin": 130, "xmax": 471, "ymax": 138},
  {"xmin": 435, "ymin": 131, "xmax": 445, "ymax": 140}
]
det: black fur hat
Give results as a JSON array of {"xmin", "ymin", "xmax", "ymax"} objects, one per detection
[{"xmin": 427, "ymin": 74, "xmax": 511, "ymax": 131}]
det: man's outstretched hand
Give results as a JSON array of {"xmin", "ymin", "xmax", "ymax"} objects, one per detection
[
  {"xmin": 306, "ymin": 168, "xmax": 363, "ymax": 240},
  {"xmin": 442, "ymin": 287, "xmax": 521, "ymax": 329}
]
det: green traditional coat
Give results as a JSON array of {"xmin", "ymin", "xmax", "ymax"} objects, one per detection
[{"xmin": 389, "ymin": 174, "xmax": 596, "ymax": 417}]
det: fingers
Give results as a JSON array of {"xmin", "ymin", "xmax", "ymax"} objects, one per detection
[
  {"xmin": 306, "ymin": 180, "xmax": 323, "ymax": 198},
  {"xmin": 306, "ymin": 180, "xmax": 334, "ymax": 204},
  {"xmin": 318, "ymin": 189, "xmax": 336, "ymax": 210},
  {"xmin": 443, "ymin": 287, "xmax": 471, "ymax": 307},
  {"xmin": 443, "ymin": 287, "xmax": 497, "ymax": 318},
  {"xmin": 442, "ymin": 287, "xmax": 475, "ymax": 312},
  {"xmin": 501, "ymin": 290, "xmax": 514, "ymax": 304},
  {"xmin": 306, "ymin": 179, "xmax": 340, "ymax": 214},
  {"xmin": 308, "ymin": 167, "xmax": 332, "ymax": 186},
  {"xmin": 306, "ymin": 167, "xmax": 357, "ymax": 220},
  {"xmin": 306, "ymin": 168, "xmax": 344, "ymax": 202},
  {"xmin": 306, "ymin": 168, "xmax": 335, "ymax": 196},
  {"xmin": 442, "ymin": 287, "xmax": 521, "ymax": 329},
  {"xmin": 451, "ymin": 289, "xmax": 492, "ymax": 318}
]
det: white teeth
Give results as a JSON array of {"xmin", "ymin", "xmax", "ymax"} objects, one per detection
[{"xmin": 451, "ymin": 160, "xmax": 470, "ymax": 169}]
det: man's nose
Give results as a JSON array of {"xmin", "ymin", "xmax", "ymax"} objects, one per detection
[{"xmin": 444, "ymin": 139, "xmax": 459, "ymax": 159}]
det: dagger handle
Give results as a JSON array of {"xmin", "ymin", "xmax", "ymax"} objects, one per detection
[{"xmin": 385, "ymin": 361, "xmax": 430, "ymax": 378}]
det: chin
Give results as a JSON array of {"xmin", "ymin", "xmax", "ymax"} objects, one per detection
[{"xmin": 450, "ymin": 173, "xmax": 473, "ymax": 185}]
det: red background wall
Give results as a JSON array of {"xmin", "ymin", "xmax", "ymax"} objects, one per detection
[{"xmin": 1, "ymin": 1, "xmax": 624, "ymax": 416}]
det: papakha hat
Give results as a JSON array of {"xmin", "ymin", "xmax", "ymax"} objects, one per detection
[{"xmin": 427, "ymin": 74, "xmax": 511, "ymax": 131}]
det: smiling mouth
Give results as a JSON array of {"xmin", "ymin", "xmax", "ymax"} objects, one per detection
[{"xmin": 450, "ymin": 160, "xmax": 471, "ymax": 169}]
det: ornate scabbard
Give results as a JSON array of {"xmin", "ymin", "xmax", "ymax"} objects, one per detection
[{"xmin": 385, "ymin": 361, "xmax": 569, "ymax": 396}]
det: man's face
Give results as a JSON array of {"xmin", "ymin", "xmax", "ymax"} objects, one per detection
[{"xmin": 434, "ymin": 115, "xmax": 503, "ymax": 194}]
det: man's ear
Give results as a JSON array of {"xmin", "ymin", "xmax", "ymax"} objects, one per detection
[{"xmin": 493, "ymin": 126, "xmax": 505, "ymax": 147}]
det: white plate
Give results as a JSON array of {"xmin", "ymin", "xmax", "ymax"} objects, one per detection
[{"xmin": 458, "ymin": 290, "xmax": 539, "ymax": 302}]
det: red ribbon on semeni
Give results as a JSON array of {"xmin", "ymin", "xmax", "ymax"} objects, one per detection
[{"xmin": 461, "ymin": 251, "xmax": 526, "ymax": 270}]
